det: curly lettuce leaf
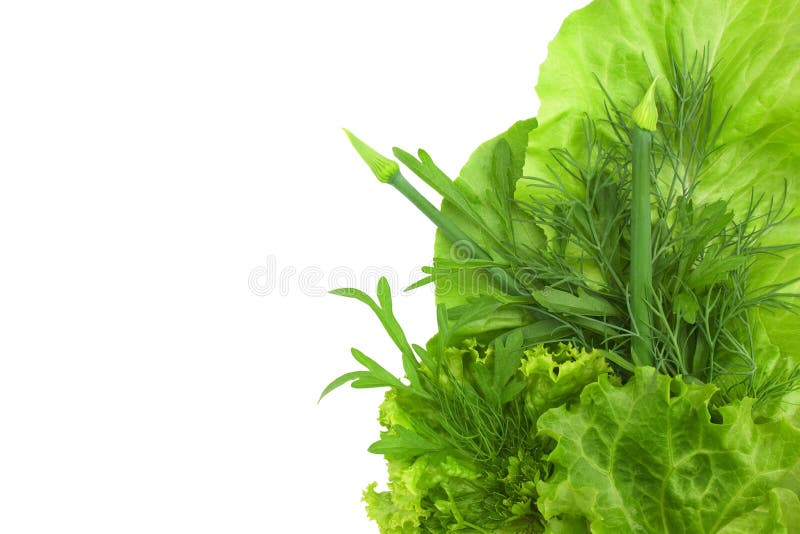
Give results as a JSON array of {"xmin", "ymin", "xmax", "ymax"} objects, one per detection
[
  {"xmin": 521, "ymin": 0, "xmax": 800, "ymax": 366},
  {"xmin": 537, "ymin": 367, "xmax": 800, "ymax": 532},
  {"xmin": 520, "ymin": 343, "xmax": 612, "ymax": 421},
  {"xmin": 365, "ymin": 387, "xmax": 545, "ymax": 533},
  {"xmin": 363, "ymin": 451, "xmax": 485, "ymax": 533},
  {"xmin": 362, "ymin": 341, "xmax": 616, "ymax": 533}
]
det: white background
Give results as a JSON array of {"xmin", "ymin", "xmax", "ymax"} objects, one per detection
[{"xmin": 0, "ymin": 1, "xmax": 589, "ymax": 532}]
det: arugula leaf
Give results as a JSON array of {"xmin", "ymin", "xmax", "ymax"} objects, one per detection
[
  {"xmin": 322, "ymin": 278, "xmax": 431, "ymax": 398},
  {"xmin": 368, "ymin": 425, "xmax": 442, "ymax": 459},
  {"xmin": 319, "ymin": 371, "xmax": 374, "ymax": 402}
]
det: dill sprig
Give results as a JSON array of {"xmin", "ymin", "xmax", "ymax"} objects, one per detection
[
  {"xmin": 511, "ymin": 46, "xmax": 800, "ymax": 402},
  {"xmin": 411, "ymin": 45, "xmax": 799, "ymax": 403},
  {"xmin": 341, "ymin": 46, "xmax": 799, "ymax": 405}
]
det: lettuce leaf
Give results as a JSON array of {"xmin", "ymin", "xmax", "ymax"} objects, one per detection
[
  {"xmin": 520, "ymin": 0, "xmax": 800, "ymax": 366},
  {"xmin": 362, "ymin": 341, "xmax": 613, "ymax": 533},
  {"xmin": 520, "ymin": 343, "xmax": 612, "ymax": 422},
  {"xmin": 718, "ymin": 488, "xmax": 800, "ymax": 533},
  {"xmin": 334, "ymin": 1, "xmax": 800, "ymax": 530},
  {"xmin": 363, "ymin": 386, "xmax": 545, "ymax": 533},
  {"xmin": 537, "ymin": 367, "xmax": 800, "ymax": 532}
]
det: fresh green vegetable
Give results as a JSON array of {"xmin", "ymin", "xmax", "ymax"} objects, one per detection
[
  {"xmin": 424, "ymin": 51, "xmax": 796, "ymax": 395},
  {"xmin": 519, "ymin": 0, "xmax": 800, "ymax": 380},
  {"xmin": 537, "ymin": 368, "xmax": 800, "ymax": 533},
  {"xmin": 629, "ymin": 79, "xmax": 658, "ymax": 367},
  {"xmin": 343, "ymin": 129, "xmax": 488, "ymax": 260},
  {"xmin": 326, "ymin": 282, "xmax": 611, "ymax": 532},
  {"xmin": 343, "ymin": 129, "xmax": 528, "ymax": 296},
  {"xmin": 322, "ymin": 0, "xmax": 800, "ymax": 531}
]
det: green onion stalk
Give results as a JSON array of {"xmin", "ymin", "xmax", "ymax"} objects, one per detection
[
  {"xmin": 629, "ymin": 80, "xmax": 658, "ymax": 367},
  {"xmin": 343, "ymin": 129, "xmax": 528, "ymax": 296}
]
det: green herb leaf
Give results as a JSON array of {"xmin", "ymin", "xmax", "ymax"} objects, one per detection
[
  {"xmin": 531, "ymin": 287, "xmax": 619, "ymax": 317},
  {"xmin": 367, "ymin": 426, "xmax": 441, "ymax": 459},
  {"xmin": 318, "ymin": 371, "xmax": 371, "ymax": 402}
]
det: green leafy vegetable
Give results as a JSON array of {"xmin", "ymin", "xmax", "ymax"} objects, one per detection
[
  {"xmin": 537, "ymin": 367, "xmax": 800, "ymax": 532},
  {"xmin": 322, "ymin": 0, "xmax": 800, "ymax": 531},
  {"xmin": 521, "ymin": 0, "xmax": 800, "ymax": 375},
  {"xmin": 361, "ymin": 332, "xmax": 612, "ymax": 532},
  {"xmin": 629, "ymin": 79, "xmax": 658, "ymax": 366}
]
